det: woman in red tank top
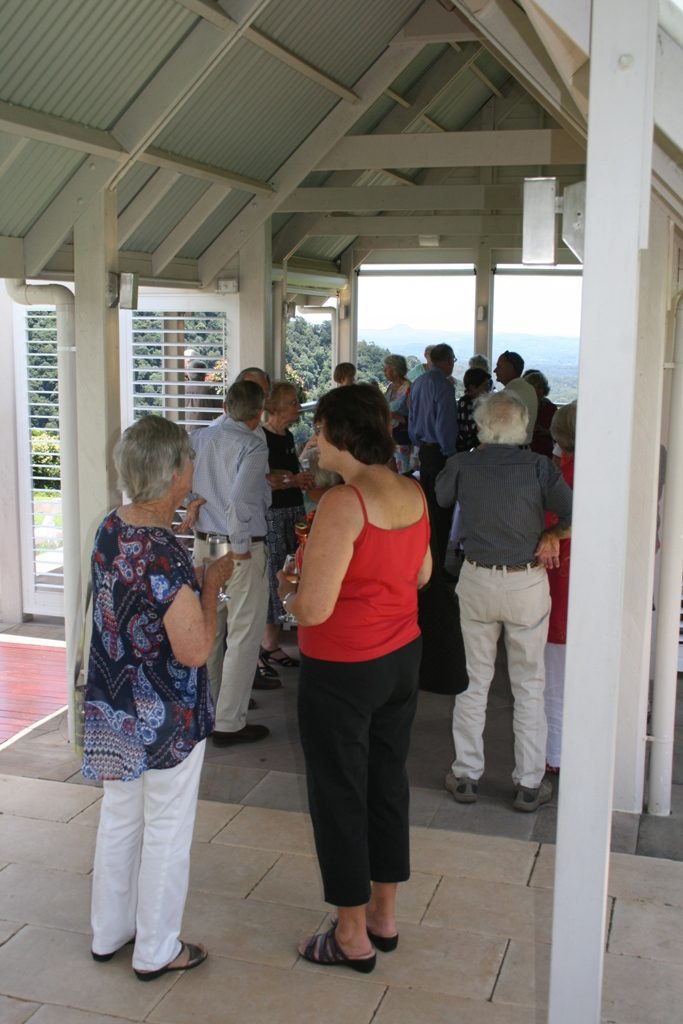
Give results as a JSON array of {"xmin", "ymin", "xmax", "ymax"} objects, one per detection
[{"xmin": 277, "ymin": 385, "xmax": 431, "ymax": 974}]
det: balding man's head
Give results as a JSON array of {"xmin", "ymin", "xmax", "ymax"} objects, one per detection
[{"xmin": 236, "ymin": 366, "xmax": 271, "ymax": 397}]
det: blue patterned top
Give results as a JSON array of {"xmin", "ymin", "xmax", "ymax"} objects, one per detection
[{"xmin": 82, "ymin": 511, "xmax": 214, "ymax": 781}]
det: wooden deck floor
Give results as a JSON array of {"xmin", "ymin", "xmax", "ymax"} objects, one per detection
[{"xmin": 0, "ymin": 638, "xmax": 67, "ymax": 744}]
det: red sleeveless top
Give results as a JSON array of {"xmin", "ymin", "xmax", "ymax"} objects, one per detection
[{"xmin": 298, "ymin": 482, "xmax": 430, "ymax": 662}]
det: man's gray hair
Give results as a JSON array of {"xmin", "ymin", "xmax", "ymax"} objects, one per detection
[
  {"xmin": 469, "ymin": 353, "xmax": 490, "ymax": 372},
  {"xmin": 236, "ymin": 366, "xmax": 270, "ymax": 391},
  {"xmin": 551, "ymin": 400, "xmax": 577, "ymax": 453},
  {"xmin": 227, "ymin": 379, "xmax": 265, "ymax": 422},
  {"xmin": 114, "ymin": 415, "xmax": 194, "ymax": 502},
  {"xmin": 474, "ymin": 391, "xmax": 529, "ymax": 445}
]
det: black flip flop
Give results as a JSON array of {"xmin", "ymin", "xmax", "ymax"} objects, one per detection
[{"xmin": 134, "ymin": 941, "xmax": 207, "ymax": 981}]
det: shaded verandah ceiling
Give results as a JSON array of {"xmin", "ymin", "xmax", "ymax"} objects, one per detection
[{"xmin": 0, "ymin": 0, "xmax": 680, "ymax": 295}]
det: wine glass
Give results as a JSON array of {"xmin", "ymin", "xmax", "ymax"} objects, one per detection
[
  {"xmin": 205, "ymin": 533, "xmax": 231, "ymax": 603},
  {"xmin": 279, "ymin": 554, "xmax": 299, "ymax": 625}
]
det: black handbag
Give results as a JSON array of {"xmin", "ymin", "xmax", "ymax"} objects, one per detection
[{"xmin": 417, "ymin": 571, "xmax": 469, "ymax": 695}]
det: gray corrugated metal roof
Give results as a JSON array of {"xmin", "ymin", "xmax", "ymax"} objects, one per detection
[
  {"xmin": 123, "ymin": 177, "xmax": 211, "ymax": 253},
  {"xmin": 116, "ymin": 165, "xmax": 158, "ymax": 215},
  {"xmin": 154, "ymin": 44, "xmax": 338, "ymax": 181},
  {"xmin": 177, "ymin": 191, "xmax": 253, "ymax": 259},
  {"xmin": 0, "ymin": 141, "xmax": 83, "ymax": 235},
  {"xmin": 0, "ymin": 0, "xmax": 193, "ymax": 130},
  {"xmin": 255, "ymin": 0, "xmax": 424, "ymax": 89}
]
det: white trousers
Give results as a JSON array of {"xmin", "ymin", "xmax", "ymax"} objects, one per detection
[
  {"xmin": 544, "ymin": 642, "xmax": 566, "ymax": 768},
  {"xmin": 194, "ymin": 537, "xmax": 269, "ymax": 732},
  {"xmin": 91, "ymin": 740, "xmax": 205, "ymax": 972},
  {"xmin": 453, "ymin": 560, "xmax": 550, "ymax": 788}
]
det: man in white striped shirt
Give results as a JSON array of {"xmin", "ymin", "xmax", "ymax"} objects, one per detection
[
  {"xmin": 436, "ymin": 391, "xmax": 572, "ymax": 812},
  {"xmin": 192, "ymin": 379, "xmax": 272, "ymax": 745}
]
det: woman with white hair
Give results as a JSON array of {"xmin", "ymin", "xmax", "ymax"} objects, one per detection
[{"xmin": 83, "ymin": 415, "xmax": 233, "ymax": 980}]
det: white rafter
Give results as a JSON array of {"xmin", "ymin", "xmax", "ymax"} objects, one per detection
[
  {"xmin": 198, "ymin": 37, "xmax": 424, "ymax": 286},
  {"xmin": 278, "ymin": 183, "xmax": 521, "ymax": 213},
  {"xmin": 271, "ymin": 42, "xmax": 488, "ymax": 263},
  {"xmin": 173, "ymin": 0, "xmax": 359, "ymax": 102},
  {"xmin": 0, "ymin": 134, "xmax": 29, "ymax": 179},
  {"xmin": 0, "ymin": 99, "xmax": 272, "ymax": 194},
  {"xmin": 118, "ymin": 169, "xmax": 180, "ymax": 246},
  {"xmin": 152, "ymin": 183, "xmax": 227, "ymax": 275},
  {"xmin": 21, "ymin": 0, "xmax": 272, "ymax": 275},
  {"xmin": 308, "ymin": 214, "xmax": 521, "ymax": 235},
  {"xmin": 316, "ymin": 129, "xmax": 585, "ymax": 171},
  {"xmin": 450, "ymin": 0, "xmax": 587, "ymax": 139}
]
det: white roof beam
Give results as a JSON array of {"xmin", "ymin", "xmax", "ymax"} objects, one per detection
[
  {"xmin": 450, "ymin": 0, "xmax": 587, "ymax": 140},
  {"xmin": 353, "ymin": 233, "xmax": 522, "ymax": 249},
  {"xmin": 271, "ymin": 43, "xmax": 487, "ymax": 263},
  {"xmin": 0, "ymin": 99, "xmax": 272, "ymax": 193},
  {"xmin": 279, "ymin": 183, "xmax": 521, "ymax": 213},
  {"xmin": 118, "ymin": 169, "xmax": 180, "ymax": 245},
  {"xmin": 520, "ymin": 0, "xmax": 590, "ymax": 56},
  {"xmin": 394, "ymin": 0, "xmax": 479, "ymax": 43},
  {"xmin": 198, "ymin": 37, "xmax": 424, "ymax": 286},
  {"xmin": 317, "ymin": 129, "xmax": 585, "ymax": 171},
  {"xmin": 17, "ymin": 0, "xmax": 272, "ymax": 275},
  {"xmin": 655, "ymin": 28, "xmax": 683, "ymax": 154},
  {"xmin": 24, "ymin": 156, "xmax": 120, "ymax": 276},
  {"xmin": 174, "ymin": 0, "xmax": 360, "ymax": 102},
  {"xmin": 0, "ymin": 134, "xmax": 29, "ymax": 179},
  {"xmin": 519, "ymin": 0, "xmax": 591, "ymax": 116},
  {"xmin": 152, "ymin": 183, "xmax": 227, "ymax": 275},
  {"xmin": 110, "ymin": 1, "xmax": 271, "ymax": 168},
  {"xmin": 308, "ymin": 214, "xmax": 520, "ymax": 235}
]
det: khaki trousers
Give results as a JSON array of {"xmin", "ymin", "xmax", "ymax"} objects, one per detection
[
  {"xmin": 193, "ymin": 537, "xmax": 269, "ymax": 733},
  {"xmin": 453, "ymin": 560, "xmax": 550, "ymax": 789}
]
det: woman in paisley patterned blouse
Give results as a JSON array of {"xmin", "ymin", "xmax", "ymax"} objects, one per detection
[{"xmin": 83, "ymin": 415, "xmax": 233, "ymax": 981}]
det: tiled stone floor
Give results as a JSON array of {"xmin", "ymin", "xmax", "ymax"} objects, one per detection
[
  {"xmin": 0, "ymin": 619, "xmax": 682, "ymax": 1021},
  {"xmin": 1, "ymin": 774, "xmax": 682, "ymax": 1023}
]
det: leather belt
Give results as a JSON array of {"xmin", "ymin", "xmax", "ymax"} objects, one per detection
[
  {"xmin": 466, "ymin": 558, "xmax": 539, "ymax": 572},
  {"xmin": 195, "ymin": 531, "xmax": 265, "ymax": 543}
]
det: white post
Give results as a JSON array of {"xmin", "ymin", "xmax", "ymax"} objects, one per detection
[
  {"xmin": 473, "ymin": 246, "xmax": 492, "ymax": 360},
  {"xmin": 238, "ymin": 223, "xmax": 272, "ymax": 374},
  {"xmin": 272, "ymin": 279, "xmax": 285, "ymax": 378},
  {"xmin": 647, "ymin": 289, "xmax": 683, "ymax": 814},
  {"xmin": 73, "ymin": 189, "xmax": 121, "ymax": 550},
  {"xmin": 5, "ymin": 281, "xmax": 79, "ymax": 740},
  {"xmin": 547, "ymin": 2, "xmax": 657, "ymax": 1023},
  {"xmin": 0, "ymin": 286, "xmax": 22, "ymax": 624},
  {"xmin": 338, "ymin": 250, "xmax": 358, "ymax": 364}
]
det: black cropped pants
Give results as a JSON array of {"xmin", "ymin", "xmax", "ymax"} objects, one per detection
[{"xmin": 297, "ymin": 637, "xmax": 421, "ymax": 907}]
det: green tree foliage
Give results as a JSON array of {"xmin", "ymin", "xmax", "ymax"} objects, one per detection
[
  {"xmin": 356, "ymin": 339, "xmax": 391, "ymax": 383},
  {"xmin": 284, "ymin": 316, "xmax": 332, "ymax": 399},
  {"xmin": 31, "ymin": 430, "xmax": 60, "ymax": 489}
]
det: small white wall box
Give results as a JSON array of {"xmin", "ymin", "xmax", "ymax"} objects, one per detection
[
  {"xmin": 217, "ymin": 278, "xmax": 239, "ymax": 293},
  {"xmin": 523, "ymin": 177, "xmax": 557, "ymax": 265},
  {"xmin": 119, "ymin": 273, "xmax": 139, "ymax": 309}
]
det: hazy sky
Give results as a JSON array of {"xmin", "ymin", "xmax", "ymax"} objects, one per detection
[{"xmin": 356, "ymin": 270, "xmax": 583, "ymax": 338}]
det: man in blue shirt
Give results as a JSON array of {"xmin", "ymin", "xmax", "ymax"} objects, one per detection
[
  {"xmin": 408, "ymin": 343, "xmax": 457, "ymax": 569},
  {"xmin": 192, "ymin": 379, "xmax": 272, "ymax": 745}
]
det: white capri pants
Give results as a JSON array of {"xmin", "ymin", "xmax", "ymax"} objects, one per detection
[{"xmin": 91, "ymin": 740, "xmax": 205, "ymax": 972}]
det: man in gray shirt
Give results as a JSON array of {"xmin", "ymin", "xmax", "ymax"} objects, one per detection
[
  {"xmin": 192, "ymin": 379, "xmax": 272, "ymax": 745},
  {"xmin": 436, "ymin": 391, "xmax": 572, "ymax": 812}
]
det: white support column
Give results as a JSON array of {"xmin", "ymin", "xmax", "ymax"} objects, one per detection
[
  {"xmin": 548, "ymin": 3, "xmax": 657, "ymax": 1023},
  {"xmin": 0, "ymin": 285, "xmax": 23, "ymax": 624},
  {"xmin": 614, "ymin": 198, "xmax": 670, "ymax": 812},
  {"xmin": 73, "ymin": 190, "xmax": 121, "ymax": 563},
  {"xmin": 337, "ymin": 250, "xmax": 358, "ymax": 365},
  {"xmin": 473, "ymin": 247, "xmax": 492, "ymax": 360},
  {"xmin": 238, "ymin": 223, "xmax": 272, "ymax": 375},
  {"xmin": 271, "ymin": 279, "xmax": 285, "ymax": 379}
]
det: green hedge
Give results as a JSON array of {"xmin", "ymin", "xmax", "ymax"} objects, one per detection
[{"xmin": 31, "ymin": 430, "xmax": 61, "ymax": 489}]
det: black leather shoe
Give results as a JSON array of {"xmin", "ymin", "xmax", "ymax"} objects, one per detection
[{"xmin": 212, "ymin": 724, "xmax": 270, "ymax": 745}]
